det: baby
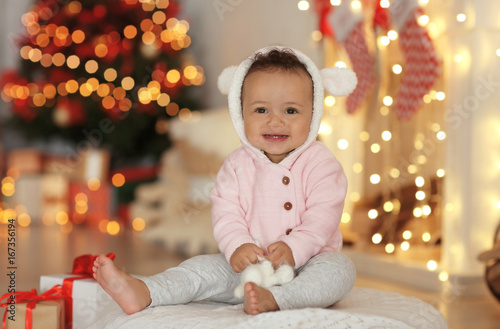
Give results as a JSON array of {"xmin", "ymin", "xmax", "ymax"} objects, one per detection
[{"xmin": 93, "ymin": 46, "xmax": 357, "ymax": 315}]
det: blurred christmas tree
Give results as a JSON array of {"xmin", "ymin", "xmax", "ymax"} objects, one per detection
[{"xmin": 0, "ymin": 0, "xmax": 204, "ymax": 161}]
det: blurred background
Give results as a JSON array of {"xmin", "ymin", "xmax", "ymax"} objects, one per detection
[{"xmin": 0, "ymin": 0, "xmax": 499, "ymax": 327}]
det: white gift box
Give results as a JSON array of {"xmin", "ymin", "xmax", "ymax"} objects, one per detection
[{"xmin": 40, "ymin": 274, "xmax": 114, "ymax": 329}]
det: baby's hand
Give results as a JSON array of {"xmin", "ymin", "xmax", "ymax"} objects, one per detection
[
  {"xmin": 267, "ymin": 241, "xmax": 295, "ymax": 268},
  {"xmin": 230, "ymin": 243, "xmax": 265, "ymax": 273}
]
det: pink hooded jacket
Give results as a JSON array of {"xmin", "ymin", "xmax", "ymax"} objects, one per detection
[{"xmin": 210, "ymin": 46, "xmax": 355, "ymax": 268}]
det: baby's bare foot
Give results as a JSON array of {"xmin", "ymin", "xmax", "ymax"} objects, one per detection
[
  {"xmin": 243, "ymin": 282, "xmax": 279, "ymax": 315},
  {"xmin": 93, "ymin": 254, "xmax": 151, "ymax": 314}
]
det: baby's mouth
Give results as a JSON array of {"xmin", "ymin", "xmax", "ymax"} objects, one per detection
[
  {"xmin": 263, "ymin": 134, "xmax": 288, "ymax": 139},
  {"xmin": 262, "ymin": 134, "xmax": 289, "ymax": 141}
]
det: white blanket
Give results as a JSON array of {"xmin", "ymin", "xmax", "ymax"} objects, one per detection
[{"xmin": 89, "ymin": 287, "xmax": 448, "ymax": 329}]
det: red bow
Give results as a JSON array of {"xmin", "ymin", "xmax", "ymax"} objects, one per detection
[
  {"xmin": 1, "ymin": 285, "xmax": 65, "ymax": 329},
  {"xmin": 71, "ymin": 253, "xmax": 115, "ymax": 275}
]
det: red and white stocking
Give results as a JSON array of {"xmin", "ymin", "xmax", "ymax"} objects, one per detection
[
  {"xmin": 343, "ymin": 23, "xmax": 375, "ymax": 114},
  {"xmin": 391, "ymin": 1, "xmax": 440, "ymax": 119},
  {"xmin": 329, "ymin": 0, "xmax": 375, "ymax": 114}
]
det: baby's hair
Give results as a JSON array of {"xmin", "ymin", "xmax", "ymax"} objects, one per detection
[
  {"xmin": 242, "ymin": 48, "xmax": 314, "ymax": 106},
  {"xmin": 246, "ymin": 48, "xmax": 311, "ymax": 79}
]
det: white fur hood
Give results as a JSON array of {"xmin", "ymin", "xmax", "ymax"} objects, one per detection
[{"xmin": 217, "ymin": 46, "xmax": 357, "ymax": 165}]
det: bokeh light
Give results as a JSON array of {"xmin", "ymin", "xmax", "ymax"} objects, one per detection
[
  {"xmin": 132, "ymin": 217, "xmax": 146, "ymax": 231},
  {"xmin": 112, "ymin": 173, "xmax": 126, "ymax": 187},
  {"xmin": 107, "ymin": 221, "xmax": 120, "ymax": 235}
]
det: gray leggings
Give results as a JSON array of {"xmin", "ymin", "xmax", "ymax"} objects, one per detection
[{"xmin": 142, "ymin": 252, "xmax": 356, "ymax": 310}]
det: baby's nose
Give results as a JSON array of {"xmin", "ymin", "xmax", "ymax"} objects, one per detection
[{"xmin": 268, "ymin": 113, "xmax": 285, "ymax": 126}]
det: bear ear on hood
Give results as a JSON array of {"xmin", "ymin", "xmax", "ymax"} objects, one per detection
[
  {"xmin": 217, "ymin": 65, "xmax": 239, "ymax": 95},
  {"xmin": 320, "ymin": 67, "xmax": 357, "ymax": 97}
]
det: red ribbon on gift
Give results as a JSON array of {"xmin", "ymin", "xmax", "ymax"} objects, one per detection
[
  {"xmin": 62, "ymin": 253, "xmax": 115, "ymax": 329},
  {"xmin": 0, "ymin": 285, "xmax": 65, "ymax": 329},
  {"xmin": 71, "ymin": 253, "xmax": 115, "ymax": 275}
]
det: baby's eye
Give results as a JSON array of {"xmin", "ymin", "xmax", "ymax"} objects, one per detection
[
  {"xmin": 285, "ymin": 108, "xmax": 298, "ymax": 114},
  {"xmin": 256, "ymin": 107, "xmax": 267, "ymax": 113}
]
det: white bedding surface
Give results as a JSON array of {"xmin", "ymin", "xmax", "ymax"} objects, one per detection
[{"xmin": 89, "ymin": 287, "xmax": 448, "ymax": 329}]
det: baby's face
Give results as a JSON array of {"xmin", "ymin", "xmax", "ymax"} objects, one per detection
[{"xmin": 242, "ymin": 69, "xmax": 313, "ymax": 164}]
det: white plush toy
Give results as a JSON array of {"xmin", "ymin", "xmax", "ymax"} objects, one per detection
[{"xmin": 234, "ymin": 257, "xmax": 295, "ymax": 298}]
